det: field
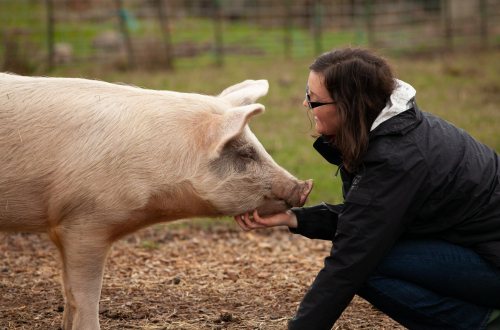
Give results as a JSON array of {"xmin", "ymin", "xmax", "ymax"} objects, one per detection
[{"xmin": 0, "ymin": 50, "xmax": 499, "ymax": 329}]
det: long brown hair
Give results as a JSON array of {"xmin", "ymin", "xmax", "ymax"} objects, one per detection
[{"xmin": 309, "ymin": 48, "xmax": 396, "ymax": 172}]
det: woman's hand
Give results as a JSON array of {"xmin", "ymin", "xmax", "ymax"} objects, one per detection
[{"xmin": 234, "ymin": 209, "xmax": 298, "ymax": 231}]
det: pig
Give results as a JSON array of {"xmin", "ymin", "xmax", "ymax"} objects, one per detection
[{"xmin": 0, "ymin": 73, "xmax": 312, "ymax": 330}]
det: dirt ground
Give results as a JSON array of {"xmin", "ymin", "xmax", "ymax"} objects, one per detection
[{"xmin": 0, "ymin": 223, "xmax": 405, "ymax": 330}]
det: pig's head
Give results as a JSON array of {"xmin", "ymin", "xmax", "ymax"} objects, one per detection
[{"xmin": 189, "ymin": 80, "xmax": 313, "ymax": 217}]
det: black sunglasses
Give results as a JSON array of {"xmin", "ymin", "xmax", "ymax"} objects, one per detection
[{"xmin": 305, "ymin": 86, "xmax": 335, "ymax": 109}]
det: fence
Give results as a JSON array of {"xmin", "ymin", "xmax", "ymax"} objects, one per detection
[{"xmin": 1, "ymin": 0, "xmax": 499, "ymax": 73}]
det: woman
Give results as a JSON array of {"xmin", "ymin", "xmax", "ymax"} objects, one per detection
[{"xmin": 235, "ymin": 48, "xmax": 500, "ymax": 329}]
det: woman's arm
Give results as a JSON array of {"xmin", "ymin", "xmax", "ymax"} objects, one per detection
[
  {"xmin": 290, "ymin": 203, "xmax": 342, "ymax": 240},
  {"xmin": 234, "ymin": 202, "xmax": 342, "ymax": 241}
]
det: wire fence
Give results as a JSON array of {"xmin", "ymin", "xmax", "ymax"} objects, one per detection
[{"xmin": 1, "ymin": 0, "xmax": 499, "ymax": 73}]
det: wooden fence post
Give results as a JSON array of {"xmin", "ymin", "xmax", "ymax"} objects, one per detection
[
  {"xmin": 156, "ymin": 0, "xmax": 174, "ymax": 70},
  {"xmin": 46, "ymin": 0, "xmax": 55, "ymax": 70},
  {"xmin": 479, "ymin": 0, "xmax": 488, "ymax": 49},
  {"xmin": 313, "ymin": 0, "xmax": 323, "ymax": 55},
  {"xmin": 213, "ymin": 0, "xmax": 224, "ymax": 67},
  {"xmin": 115, "ymin": 0, "xmax": 135, "ymax": 69},
  {"xmin": 364, "ymin": 0, "xmax": 374, "ymax": 47},
  {"xmin": 283, "ymin": 0, "xmax": 293, "ymax": 59},
  {"xmin": 441, "ymin": 0, "xmax": 453, "ymax": 51}
]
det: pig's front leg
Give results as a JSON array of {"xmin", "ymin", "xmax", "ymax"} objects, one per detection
[{"xmin": 50, "ymin": 223, "xmax": 112, "ymax": 330}]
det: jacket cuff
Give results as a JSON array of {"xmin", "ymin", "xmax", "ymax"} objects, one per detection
[{"xmin": 288, "ymin": 203, "xmax": 341, "ymax": 240}]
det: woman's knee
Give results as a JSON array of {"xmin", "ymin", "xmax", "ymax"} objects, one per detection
[{"xmin": 372, "ymin": 239, "xmax": 500, "ymax": 308}]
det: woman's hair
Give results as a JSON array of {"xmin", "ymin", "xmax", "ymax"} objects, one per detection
[{"xmin": 309, "ymin": 47, "xmax": 396, "ymax": 172}]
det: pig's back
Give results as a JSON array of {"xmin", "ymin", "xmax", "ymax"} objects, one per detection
[
  {"xmin": 0, "ymin": 74, "xmax": 212, "ymax": 231},
  {"xmin": 0, "ymin": 74, "xmax": 157, "ymax": 170}
]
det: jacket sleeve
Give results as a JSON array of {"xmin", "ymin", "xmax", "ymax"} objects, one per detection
[
  {"xmin": 289, "ymin": 203, "xmax": 343, "ymax": 241},
  {"xmin": 288, "ymin": 153, "xmax": 429, "ymax": 330}
]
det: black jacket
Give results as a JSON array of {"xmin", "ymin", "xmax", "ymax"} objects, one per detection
[{"xmin": 288, "ymin": 103, "xmax": 500, "ymax": 329}]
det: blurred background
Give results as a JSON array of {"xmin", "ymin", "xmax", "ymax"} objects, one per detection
[
  {"xmin": 1, "ymin": 0, "xmax": 499, "ymax": 205},
  {"xmin": 1, "ymin": 0, "xmax": 499, "ymax": 72}
]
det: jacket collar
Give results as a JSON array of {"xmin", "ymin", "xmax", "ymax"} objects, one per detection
[
  {"xmin": 369, "ymin": 105, "xmax": 422, "ymax": 138},
  {"xmin": 313, "ymin": 136, "xmax": 342, "ymax": 166},
  {"xmin": 370, "ymin": 79, "xmax": 416, "ymax": 131}
]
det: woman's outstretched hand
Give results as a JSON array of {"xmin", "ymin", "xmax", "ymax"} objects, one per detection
[{"xmin": 234, "ymin": 209, "xmax": 298, "ymax": 231}]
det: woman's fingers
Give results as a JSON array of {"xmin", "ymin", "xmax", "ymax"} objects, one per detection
[
  {"xmin": 234, "ymin": 213, "xmax": 263, "ymax": 231},
  {"xmin": 252, "ymin": 209, "xmax": 261, "ymax": 221},
  {"xmin": 242, "ymin": 212, "xmax": 265, "ymax": 229},
  {"xmin": 252, "ymin": 209, "xmax": 291, "ymax": 227},
  {"xmin": 234, "ymin": 210, "xmax": 293, "ymax": 231},
  {"xmin": 234, "ymin": 214, "xmax": 249, "ymax": 231},
  {"xmin": 252, "ymin": 209, "xmax": 274, "ymax": 226}
]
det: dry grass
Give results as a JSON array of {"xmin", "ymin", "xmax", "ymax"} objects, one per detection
[{"xmin": 0, "ymin": 223, "xmax": 405, "ymax": 329}]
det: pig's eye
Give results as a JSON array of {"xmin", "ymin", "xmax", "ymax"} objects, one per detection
[{"xmin": 238, "ymin": 146, "xmax": 257, "ymax": 161}]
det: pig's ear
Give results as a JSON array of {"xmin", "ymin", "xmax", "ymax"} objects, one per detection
[
  {"xmin": 211, "ymin": 103, "xmax": 265, "ymax": 156},
  {"xmin": 218, "ymin": 80, "xmax": 269, "ymax": 106}
]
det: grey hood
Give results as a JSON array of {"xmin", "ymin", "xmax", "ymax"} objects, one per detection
[{"xmin": 370, "ymin": 79, "xmax": 416, "ymax": 131}]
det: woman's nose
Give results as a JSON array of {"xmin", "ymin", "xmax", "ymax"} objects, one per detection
[{"xmin": 302, "ymin": 98, "xmax": 308, "ymax": 108}]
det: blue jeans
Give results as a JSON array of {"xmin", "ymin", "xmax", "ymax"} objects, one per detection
[{"xmin": 358, "ymin": 239, "xmax": 500, "ymax": 330}]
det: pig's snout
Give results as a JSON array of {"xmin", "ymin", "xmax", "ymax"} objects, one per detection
[
  {"xmin": 291, "ymin": 179, "xmax": 313, "ymax": 208},
  {"xmin": 278, "ymin": 178, "xmax": 313, "ymax": 208},
  {"xmin": 254, "ymin": 178, "xmax": 313, "ymax": 217},
  {"xmin": 299, "ymin": 179, "xmax": 313, "ymax": 206}
]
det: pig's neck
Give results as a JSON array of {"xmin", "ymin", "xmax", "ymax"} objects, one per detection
[{"xmin": 109, "ymin": 181, "xmax": 219, "ymax": 240}]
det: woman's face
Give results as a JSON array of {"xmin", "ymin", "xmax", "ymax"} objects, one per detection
[{"xmin": 304, "ymin": 71, "xmax": 340, "ymax": 136}]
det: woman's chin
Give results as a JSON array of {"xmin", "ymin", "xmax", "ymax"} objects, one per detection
[
  {"xmin": 315, "ymin": 124, "xmax": 334, "ymax": 136},
  {"xmin": 315, "ymin": 126, "xmax": 326, "ymax": 135},
  {"xmin": 314, "ymin": 122, "xmax": 325, "ymax": 135}
]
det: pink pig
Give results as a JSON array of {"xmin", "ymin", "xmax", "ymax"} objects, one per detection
[{"xmin": 0, "ymin": 73, "xmax": 312, "ymax": 329}]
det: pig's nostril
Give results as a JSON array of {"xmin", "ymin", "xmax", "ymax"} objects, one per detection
[
  {"xmin": 305, "ymin": 179, "xmax": 313, "ymax": 193},
  {"xmin": 299, "ymin": 180, "xmax": 313, "ymax": 205}
]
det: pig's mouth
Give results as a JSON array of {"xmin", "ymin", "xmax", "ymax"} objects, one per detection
[
  {"xmin": 255, "ymin": 199, "xmax": 290, "ymax": 217},
  {"xmin": 255, "ymin": 179, "xmax": 313, "ymax": 217}
]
